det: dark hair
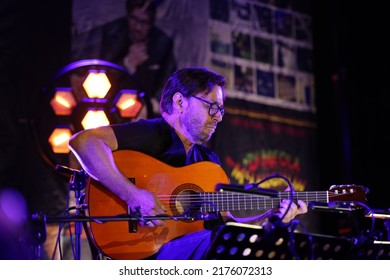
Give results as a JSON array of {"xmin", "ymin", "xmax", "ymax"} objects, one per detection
[
  {"xmin": 126, "ymin": 0, "xmax": 157, "ymax": 19},
  {"xmin": 160, "ymin": 67, "xmax": 227, "ymax": 114}
]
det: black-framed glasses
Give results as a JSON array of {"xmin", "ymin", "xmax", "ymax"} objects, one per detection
[
  {"xmin": 191, "ymin": 96, "xmax": 225, "ymax": 117},
  {"xmin": 128, "ymin": 14, "xmax": 153, "ymax": 27}
]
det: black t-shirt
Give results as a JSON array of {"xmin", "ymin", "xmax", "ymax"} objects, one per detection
[
  {"xmin": 111, "ymin": 118, "xmax": 225, "ymax": 231},
  {"xmin": 111, "ymin": 118, "xmax": 221, "ymax": 167}
]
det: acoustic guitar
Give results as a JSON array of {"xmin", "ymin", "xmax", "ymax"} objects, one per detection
[{"xmin": 85, "ymin": 150, "xmax": 368, "ymax": 260}]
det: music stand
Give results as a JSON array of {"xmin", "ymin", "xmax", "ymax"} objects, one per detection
[
  {"xmin": 205, "ymin": 222, "xmax": 354, "ymax": 260},
  {"xmin": 350, "ymin": 240, "xmax": 390, "ymax": 260}
]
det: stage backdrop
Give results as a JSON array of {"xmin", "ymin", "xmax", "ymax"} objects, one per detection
[{"xmin": 71, "ymin": 0, "xmax": 318, "ymax": 230}]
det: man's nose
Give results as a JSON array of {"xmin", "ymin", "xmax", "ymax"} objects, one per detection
[{"xmin": 213, "ymin": 111, "xmax": 223, "ymax": 122}]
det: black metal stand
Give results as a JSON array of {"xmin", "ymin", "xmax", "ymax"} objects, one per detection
[
  {"xmin": 26, "ymin": 212, "xmax": 47, "ymax": 259},
  {"xmin": 39, "ymin": 213, "xmax": 201, "ymax": 260},
  {"xmin": 55, "ymin": 164, "xmax": 89, "ymax": 260},
  {"xmin": 365, "ymin": 208, "xmax": 390, "ymax": 241}
]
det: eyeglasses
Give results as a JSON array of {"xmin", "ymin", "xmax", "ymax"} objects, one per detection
[
  {"xmin": 128, "ymin": 14, "xmax": 153, "ymax": 27},
  {"xmin": 191, "ymin": 96, "xmax": 225, "ymax": 117}
]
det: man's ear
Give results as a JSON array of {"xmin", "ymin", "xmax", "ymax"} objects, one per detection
[{"xmin": 172, "ymin": 92, "xmax": 184, "ymax": 110}]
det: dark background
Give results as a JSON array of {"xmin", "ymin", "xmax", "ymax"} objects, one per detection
[
  {"xmin": 313, "ymin": 2, "xmax": 390, "ymax": 209},
  {"xmin": 1, "ymin": 0, "xmax": 389, "ymax": 238}
]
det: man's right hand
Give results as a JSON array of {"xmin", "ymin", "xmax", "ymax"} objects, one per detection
[
  {"xmin": 128, "ymin": 187, "xmax": 167, "ymax": 227},
  {"xmin": 123, "ymin": 43, "xmax": 148, "ymax": 73}
]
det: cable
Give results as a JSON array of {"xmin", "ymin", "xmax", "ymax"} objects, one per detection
[
  {"xmin": 254, "ymin": 173, "xmax": 295, "ymax": 223},
  {"xmin": 181, "ymin": 201, "xmax": 219, "ymax": 221}
]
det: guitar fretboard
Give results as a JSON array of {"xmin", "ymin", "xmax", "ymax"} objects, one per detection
[{"xmin": 198, "ymin": 191, "xmax": 329, "ymax": 212}]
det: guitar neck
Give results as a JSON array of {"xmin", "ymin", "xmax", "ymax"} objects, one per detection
[{"xmin": 199, "ymin": 190, "xmax": 329, "ymax": 212}]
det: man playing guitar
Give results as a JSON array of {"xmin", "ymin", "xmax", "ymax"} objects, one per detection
[{"xmin": 68, "ymin": 66, "xmax": 308, "ymax": 259}]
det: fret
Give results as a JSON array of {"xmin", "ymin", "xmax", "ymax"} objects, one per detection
[
  {"xmin": 208, "ymin": 193, "xmax": 212, "ymax": 212},
  {"xmin": 209, "ymin": 193, "xmax": 212, "ymax": 212},
  {"xmin": 220, "ymin": 191, "xmax": 223, "ymax": 211},
  {"xmin": 204, "ymin": 192, "xmax": 207, "ymax": 212},
  {"xmin": 203, "ymin": 193, "xmax": 207, "ymax": 212},
  {"xmin": 204, "ymin": 193, "xmax": 208, "ymax": 212},
  {"xmin": 199, "ymin": 193, "xmax": 204, "ymax": 212},
  {"xmin": 215, "ymin": 192, "xmax": 218, "ymax": 212}
]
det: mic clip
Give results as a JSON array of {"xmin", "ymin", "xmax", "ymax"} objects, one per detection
[
  {"xmin": 56, "ymin": 164, "xmax": 89, "ymax": 192},
  {"xmin": 197, "ymin": 212, "xmax": 219, "ymax": 220},
  {"xmin": 309, "ymin": 201, "xmax": 356, "ymax": 212}
]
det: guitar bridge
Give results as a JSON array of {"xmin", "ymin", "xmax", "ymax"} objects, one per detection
[
  {"xmin": 127, "ymin": 177, "xmax": 138, "ymax": 233},
  {"xmin": 128, "ymin": 206, "xmax": 138, "ymax": 233}
]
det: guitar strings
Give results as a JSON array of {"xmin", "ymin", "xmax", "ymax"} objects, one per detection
[
  {"xmin": 155, "ymin": 192, "xmax": 352, "ymax": 197},
  {"xmin": 155, "ymin": 192, "xmax": 349, "ymax": 200},
  {"xmin": 152, "ymin": 191, "xmax": 355, "ymax": 211}
]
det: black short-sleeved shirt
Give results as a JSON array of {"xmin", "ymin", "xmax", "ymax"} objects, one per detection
[{"xmin": 111, "ymin": 118, "xmax": 221, "ymax": 167}]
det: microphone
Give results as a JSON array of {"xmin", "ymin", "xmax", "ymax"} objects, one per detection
[
  {"xmin": 55, "ymin": 164, "xmax": 85, "ymax": 176},
  {"xmin": 55, "ymin": 165, "xmax": 89, "ymax": 192}
]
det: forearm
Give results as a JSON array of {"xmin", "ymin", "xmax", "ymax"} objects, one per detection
[
  {"xmin": 68, "ymin": 127, "xmax": 167, "ymax": 224},
  {"xmin": 68, "ymin": 128, "xmax": 135, "ymax": 203}
]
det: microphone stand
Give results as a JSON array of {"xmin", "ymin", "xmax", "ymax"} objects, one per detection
[
  {"xmin": 56, "ymin": 164, "xmax": 89, "ymax": 260},
  {"xmin": 38, "ymin": 213, "xmax": 202, "ymax": 260},
  {"xmin": 385, "ymin": 217, "xmax": 390, "ymax": 241}
]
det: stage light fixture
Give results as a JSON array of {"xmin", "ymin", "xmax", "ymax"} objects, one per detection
[
  {"xmin": 82, "ymin": 70, "xmax": 111, "ymax": 98},
  {"xmin": 48, "ymin": 127, "xmax": 73, "ymax": 154},
  {"xmin": 33, "ymin": 59, "xmax": 151, "ymax": 168},
  {"xmin": 81, "ymin": 109, "xmax": 110, "ymax": 130},
  {"xmin": 115, "ymin": 90, "xmax": 144, "ymax": 118},
  {"xmin": 50, "ymin": 88, "xmax": 77, "ymax": 116}
]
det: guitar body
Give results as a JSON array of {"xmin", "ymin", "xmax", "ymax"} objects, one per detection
[{"xmin": 85, "ymin": 150, "xmax": 230, "ymax": 260}]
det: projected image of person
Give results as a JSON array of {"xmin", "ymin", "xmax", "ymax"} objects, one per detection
[{"xmin": 72, "ymin": 0, "xmax": 176, "ymax": 116}]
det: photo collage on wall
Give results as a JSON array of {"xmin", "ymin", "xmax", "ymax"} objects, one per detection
[{"xmin": 207, "ymin": 0, "xmax": 314, "ymax": 112}]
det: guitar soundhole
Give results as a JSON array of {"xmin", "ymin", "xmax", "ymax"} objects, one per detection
[{"xmin": 170, "ymin": 183, "xmax": 204, "ymax": 219}]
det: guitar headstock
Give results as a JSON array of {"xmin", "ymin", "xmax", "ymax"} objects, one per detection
[{"xmin": 328, "ymin": 184, "xmax": 369, "ymax": 208}]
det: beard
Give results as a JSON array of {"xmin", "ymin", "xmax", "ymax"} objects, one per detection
[{"xmin": 182, "ymin": 111, "xmax": 215, "ymax": 144}]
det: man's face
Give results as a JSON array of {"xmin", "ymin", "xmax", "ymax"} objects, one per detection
[
  {"xmin": 127, "ymin": 7, "xmax": 153, "ymax": 43},
  {"xmin": 181, "ymin": 85, "xmax": 225, "ymax": 144}
]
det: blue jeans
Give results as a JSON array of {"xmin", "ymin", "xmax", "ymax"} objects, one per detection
[{"xmin": 155, "ymin": 229, "xmax": 213, "ymax": 260}]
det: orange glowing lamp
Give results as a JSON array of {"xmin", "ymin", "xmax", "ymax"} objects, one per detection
[
  {"xmin": 48, "ymin": 128, "xmax": 73, "ymax": 154},
  {"xmin": 115, "ymin": 91, "xmax": 143, "ymax": 118},
  {"xmin": 82, "ymin": 71, "xmax": 111, "ymax": 98},
  {"xmin": 50, "ymin": 89, "xmax": 77, "ymax": 116},
  {"xmin": 81, "ymin": 110, "xmax": 110, "ymax": 130}
]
